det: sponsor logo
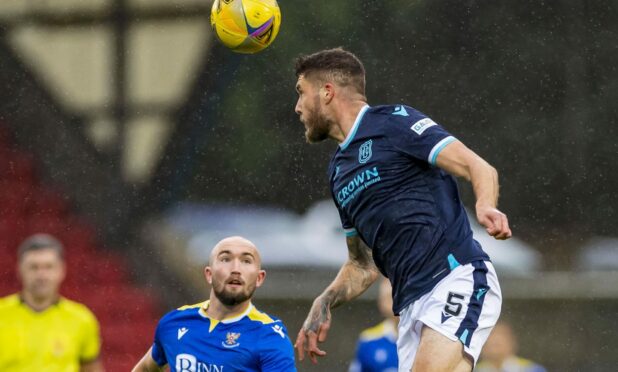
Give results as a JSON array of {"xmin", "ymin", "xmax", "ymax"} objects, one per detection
[
  {"xmin": 336, "ymin": 167, "xmax": 381, "ymax": 207},
  {"xmin": 358, "ymin": 140, "xmax": 373, "ymax": 164},
  {"xmin": 175, "ymin": 353, "xmax": 224, "ymax": 372},
  {"xmin": 410, "ymin": 118, "xmax": 437, "ymax": 135},
  {"xmin": 177, "ymin": 327, "xmax": 189, "ymax": 340},
  {"xmin": 222, "ymin": 332, "xmax": 241, "ymax": 348}
]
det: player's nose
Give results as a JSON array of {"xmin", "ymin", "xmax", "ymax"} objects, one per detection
[
  {"xmin": 230, "ymin": 259, "xmax": 242, "ymax": 272},
  {"xmin": 294, "ymin": 100, "xmax": 302, "ymax": 116}
]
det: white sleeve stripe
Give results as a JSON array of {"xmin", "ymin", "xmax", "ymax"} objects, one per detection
[{"xmin": 428, "ymin": 136, "xmax": 457, "ymax": 165}]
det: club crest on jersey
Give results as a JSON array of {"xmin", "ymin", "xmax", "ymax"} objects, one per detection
[
  {"xmin": 358, "ymin": 140, "xmax": 373, "ymax": 164},
  {"xmin": 222, "ymin": 332, "xmax": 241, "ymax": 348}
]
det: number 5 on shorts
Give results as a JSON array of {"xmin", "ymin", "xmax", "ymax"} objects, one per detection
[{"xmin": 444, "ymin": 292, "xmax": 465, "ymax": 316}]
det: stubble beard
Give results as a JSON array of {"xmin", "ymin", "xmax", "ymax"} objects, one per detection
[
  {"xmin": 304, "ymin": 103, "xmax": 331, "ymax": 144},
  {"xmin": 213, "ymin": 281, "xmax": 256, "ymax": 307}
]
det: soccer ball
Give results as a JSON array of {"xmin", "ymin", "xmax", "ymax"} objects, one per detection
[{"xmin": 210, "ymin": 0, "xmax": 281, "ymax": 54}]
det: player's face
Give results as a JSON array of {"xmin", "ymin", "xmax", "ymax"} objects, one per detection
[
  {"xmin": 18, "ymin": 248, "xmax": 65, "ymax": 301},
  {"xmin": 206, "ymin": 241, "xmax": 265, "ymax": 307},
  {"xmin": 295, "ymin": 75, "xmax": 331, "ymax": 143}
]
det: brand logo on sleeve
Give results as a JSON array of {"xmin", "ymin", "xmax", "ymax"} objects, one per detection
[
  {"xmin": 271, "ymin": 324, "xmax": 286, "ymax": 338},
  {"xmin": 410, "ymin": 118, "xmax": 437, "ymax": 135},
  {"xmin": 392, "ymin": 105, "xmax": 409, "ymax": 116},
  {"xmin": 177, "ymin": 327, "xmax": 189, "ymax": 340}
]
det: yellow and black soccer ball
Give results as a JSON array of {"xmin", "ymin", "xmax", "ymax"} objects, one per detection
[{"xmin": 210, "ymin": 0, "xmax": 281, "ymax": 54}]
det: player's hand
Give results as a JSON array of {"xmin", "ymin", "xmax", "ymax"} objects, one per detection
[
  {"xmin": 294, "ymin": 298, "xmax": 331, "ymax": 364},
  {"xmin": 476, "ymin": 205, "xmax": 512, "ymax": 240}
]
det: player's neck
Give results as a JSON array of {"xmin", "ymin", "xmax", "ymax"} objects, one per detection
[
  {"xmin": 206, "ymin": 297, "xmax": 251, "ymax": 321},
  {"xmin": 20, "ymin": 291, "xmax": 58, "ymax": 312},
  {"xmin": 331, "ymin": 99, "xmax": 368, "ymax": 143}
]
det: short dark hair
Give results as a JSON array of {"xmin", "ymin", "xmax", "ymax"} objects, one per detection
[
  {"xmin": 295, "ymin": 47, "xmax": 366, "ymax": 96},
  {"xmin": 18, "ymin": 233, "xmax": 65, "ymax": 261}
]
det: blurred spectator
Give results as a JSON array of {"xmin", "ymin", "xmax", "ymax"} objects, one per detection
[
  {"xmin": 476, "ymin": 320, "xmax": 546, "ymax": 372},
  {"xmin": 349, "ymin": 278, "xmax": 398, "ymax": 372},
  {"xmin": 0, "ymin": 234, "xmax": 103, "ymax": 372}
]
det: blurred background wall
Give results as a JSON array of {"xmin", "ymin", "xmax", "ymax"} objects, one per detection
[{"xmin": 0, "ymin": 0, "xmax": 616, "ymax": 370}]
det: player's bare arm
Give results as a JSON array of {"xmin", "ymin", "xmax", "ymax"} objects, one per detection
[
  {"xmin": 435, "ymin": 140, "xmax": 512, "ymax": 240},
  {"xmin": 131, "ymin": 348, "xmax": 164, "ymax": 372},
  {"xmin": 295, "ymin": 235, "xmax": 380, "ymax": 364}
]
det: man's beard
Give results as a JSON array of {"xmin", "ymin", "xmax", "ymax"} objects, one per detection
[
  {"xmin": 213, "ymin": 281, "xmax": 256, "ymax": 307},
  {"xmin": 304, "ymin": 103, "xmax": 331, "ymax": 144}
]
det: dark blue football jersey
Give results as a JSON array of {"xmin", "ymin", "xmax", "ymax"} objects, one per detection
[
  {"xmin": 151, "ymin": 301, "xmax": 296, "ymax": 372},
  {"xmin": 329, "ymin": 104, "xmax": 489, "ymax": 314}
]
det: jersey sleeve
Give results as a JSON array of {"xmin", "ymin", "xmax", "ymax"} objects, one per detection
[
  {"xmin": 79, "ymin": 307, "xmax": 101, "ymax": 362},
  {"xmin": 150, "ymin": 319, "xmax": 168, "ymax": 366},
  {"xmin": 386, "ymin": 108, "xmax": 458, "ymax": 165},
  {"xmin": 259, "ymin": 321, "xmax": 297, "ymax": 372}
]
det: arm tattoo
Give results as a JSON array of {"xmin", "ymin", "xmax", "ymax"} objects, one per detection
[
  {"xmin": 304, "ymin": 298, "xmax": 331, "ymax": 333},
  {"xmin": 320, "ymin": 237, "xmax": 378, "ymax": 310}
]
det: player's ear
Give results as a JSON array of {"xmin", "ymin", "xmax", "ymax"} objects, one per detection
[
  {"xmin": 255, "ymin": 269, "xmax": 266, "ymax": 288},
  {"xmin": 321, "ymin": 83, "xmax": 334, "ymax": 104},
  {"xmin": 204, "ymin": 266, "xmax": 213, "ymax": 284}
]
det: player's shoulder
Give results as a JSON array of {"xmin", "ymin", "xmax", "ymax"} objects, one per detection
[
  {"xmin": 366, "ymin": 104, "xmax": 432, "ymax": 134},
  {"xmin": 57, "ymin": 297, "xmax": 98, "ymax": 323},
  {"xmin": 359, "ymin": 322, "xmax": 387, "ymax": 342},
  {"xmin": 367, "ymin": 104, "xmax": 426, "ymax": 119},
  {"xmin": 0, "ymin": 293, "xmax": 20, "ymax": 311},
  {"xmin": 246, "ymin": 304, "xmax": 280, "ymax": 326},
  {"xmin": 246, "ymin": 305, "xmax": 291, "ymax": 339},
  {"xmin": 358, "ymin": 319, "xmax": 397, "ymax": 343},
  {"xmin": 176, "ymin": 300, "xmax": 206, "ymax": 312},
  {"xmin": 160, "ymin": 300, "xmax": 205, "ymax": 323},
  {"xmin": 514, "ymin": 357, "xmax": 547, "ymax": 371}
]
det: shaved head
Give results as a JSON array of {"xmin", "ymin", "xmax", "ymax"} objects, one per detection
[
  {"xmin": 205, "ymin": 236, "xmax": 265, "ymax": 308},
  {"xmin": 209, "ymin": 236, "xmax": 262, "ymax": 267}
]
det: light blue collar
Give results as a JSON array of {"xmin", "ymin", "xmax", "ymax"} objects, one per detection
[{"xmin": 339, "ymin": 104, "xmax": 370, "ymax": 150}]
